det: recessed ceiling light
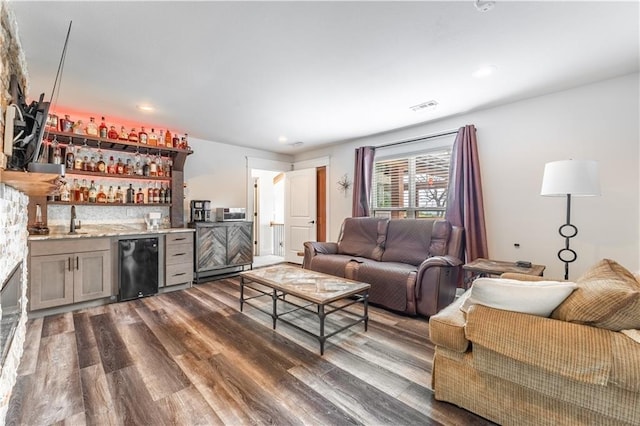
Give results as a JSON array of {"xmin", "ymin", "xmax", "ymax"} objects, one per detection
[
  {"xmin": 137, "ymin": 104, "xmax": 154, "ymax": 112},
  {"xmin": 474, "ymin": 0, "xmax": 496, "ymax": 12},
  {"xmin": 472, "ymin": 65, "xmax": 497, "ymax": 78},
  {"xmin": 410, "ymin": 100, "xmax": 439, "ymax": 113},
  {"xmin": 278, "ymin": 136, "xmax": 288, "ymax": 143}
]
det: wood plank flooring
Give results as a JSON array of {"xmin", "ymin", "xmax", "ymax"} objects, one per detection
[{"xmin": 6, "ymin": 275, "xmax": 493, "ymax": 425}]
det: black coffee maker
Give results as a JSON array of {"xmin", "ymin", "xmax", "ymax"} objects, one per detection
[{"xmin": 190, "ymin": 200, "xmax": 212, "ymax": 222}]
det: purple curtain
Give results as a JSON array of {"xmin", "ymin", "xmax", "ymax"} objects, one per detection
[
  {"xmin": 446, "ymin": 125, "xmax": 489, "ymax": 262},
  {"xmin": 352, "ymin": 146, "xmax": 376, "ymax": 217}
]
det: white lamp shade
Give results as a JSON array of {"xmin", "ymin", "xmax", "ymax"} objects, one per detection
[{"xmin": 540, "ymin": 160, "xmax": 600, "ymax": 197}]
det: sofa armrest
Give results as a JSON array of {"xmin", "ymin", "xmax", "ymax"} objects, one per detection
[
  {"xmin": 465, "ymin": 304, "xmax": 617, "ymax": 387},
  {"xmin": 415, "ymin": 255, "xmax": 463, "ymax": 316},
  {"xmin": 302, "ymin": 241, "xmax": 338, "ymax": 269},
  {"xmin": 428, "ymin": 293, "xmax": 470, "ymax": 353}
]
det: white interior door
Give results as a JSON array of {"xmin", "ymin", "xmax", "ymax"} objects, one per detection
[{"xmin": 284, "ymin": 168, "xmax": 317, "ymax": 264}]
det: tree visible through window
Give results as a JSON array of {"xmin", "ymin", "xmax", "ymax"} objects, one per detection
[{"xmin": 371, "ymin": 149, "xmax": 452, "ymax": 219}]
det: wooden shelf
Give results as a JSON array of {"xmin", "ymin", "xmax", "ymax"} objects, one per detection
[
  {"xmin": 65, "ymin": 169, "xmax": 171, "ymax": 181},
  {"xmin": 48, "ymin": 201, "xmax": 172, "ymax": 207},
  {"xmin": 0, "ymin": 169, "xmax": 59, "ymax": 196},
  {"xmin": 45, "ymin": 130, "xmax": 193, "ymax": 156}
]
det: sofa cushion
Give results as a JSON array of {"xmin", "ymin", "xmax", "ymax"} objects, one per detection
[
  {"xmin": 381, "ymin": 219, "xmax": 434, "ymax": 266},
  {"xmin": 460, "ymin": 277, "xmax": 576, "ymax": 317},
  {"xmin": 337, "ymin": 217, "xmax": 388, "ymax": 261},
  {"xmin": 307, "ymin": 254, "xmax": 351, "ymax": 278},
  {"xmin": 351, "ymin": 259, "xmax": 416, "ymax": 312},
  {"xmin": 551, "ymin": 259, "xmax": 640, "ymax": 331}
]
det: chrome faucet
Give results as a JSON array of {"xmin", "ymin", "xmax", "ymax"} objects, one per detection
[{"xmin": 69, "ymin": 205, "xmax": 77, "ymax": 234}]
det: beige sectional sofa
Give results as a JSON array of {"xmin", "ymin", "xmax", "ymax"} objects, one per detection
[{"xmin": 429, "ymin": 259, "xmax": 640, "ymax": 425}]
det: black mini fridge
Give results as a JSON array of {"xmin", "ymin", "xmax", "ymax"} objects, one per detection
[{"xmin": 119, "ymin": 237, "xmax": 159, "ymax": 301}]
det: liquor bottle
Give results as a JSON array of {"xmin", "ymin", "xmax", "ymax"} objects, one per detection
[
  {"xmin": 88, "ymin": 180, "xmax": 98, "ymax": 203},
  {"xmin": 158, "ymin": 130, "xmax": 166, "ymax": 147},
  {"xmin": 153, "ymin": 183, "xmax": 160, "ymax": 204},
  {"xmin": 107, "ymin": 186, "xmax": 115, "ymax": 203},
  {"xmin": 119, "ymin": 126, "xmax": 129, "ymax": 141},
  {"xmin": 124, "ymin": 158, "xmax": 133, "ymax": 176},
  {"xmin": 116, "ymin": 158, "xmax": 125, "ymax": 175},
  {"xmin": 126, "ymin": 184, "xmax": 135, "ymax": 204},
  {"xmin": 81, "ymin": 179, "xmax": 89, "ymax": 202},
  {"xmin": 60, "ymin": 181, "xmax": 70, "ymax": 202},
  {"xmin": 158, "ymin": 184, "xmax": 165, "ymax": 204},
  {"xmin": 52, "ymin": 143, "xmax": 62, "ymax": 164},
  {"xmin": 82, "ymin": 155, "xmax": 90, "ymax": 171},
  {"xmin": 165, "ymin": 157, "xmax": 172, "ymax": 177},
  {"xmin": 143, "ymin": 157, "xmax": 150, "ymax": 177},
  {"xmin": 99, "ymin": 117, "xmax": 108, "ymax": 138},
  {"xmin": 72, "ymin": 179, "xmax": 80, "ymax": 202},
  {"xmin": 128, "ymin": 128, "xmax": 139, "ymax": 143},
  {"xmin": 97, "ymin": 155, "xmax": 106, "ymax": 173},
  {"xmin": 60, "ymin": 114, "xmax": 74, "ymax": 132},
  {"xmin": 74, "ymin": 151, "xmax": 83, "ymax": 170},
  {"xmin": 97, "ymin": 185, "xmax": 107, "ymax": 203},
  {"xmin": 148, "ymin": 128, "xmax": 158, "ymax": 146},
  {"xmin": 135, "ymin": 160, "xmax": 143, "ymax": 176},
  {"xmin": 149, "ymin": 156, "xmax": 157, "ymax": 176},
  {"xmin": 165, "ymin": 130, "xmax": 173, "ymax": 147},
  {"xmin": 172, "ymin": 133, "xmax": 180, "ymax": 148},
  {"xmin": 136, "ymin": 188, "xmax": 144, "ymax": 204},
  {"xmin": 107, "ymin": 156, "xmax": 116, "ymax": 174},
  {"xmin": 65, "ymin": 144, "xmax": 75, "ymax": 169},
  {"xmin": 164, "ymin": 184, "xmax": 171, "ymax": 204},
  {"xmin": 157, "ymin": 156, "xmax": 164, "ymax": 177},
  {"xmin": 138, "ymin": 127, "xmax": 148, "ymax": 145},
  {"xmin": 182, "ymin": 133, "xmax": 189, "ymax": 150},
  {"xmin": 108, "ymin": 125, "xmax": 119, "ymax": 139},
  {"xmin": 147, "ymin": 185, "xmax": 154, "ymax": 204},
  {"xmin": 116, "ymin": 186, "xmax": 124, "ymax": 203},
  {"xmin": 86, "ymin": 117, "xmax": 98, "ymax": 136},
  {"xmin": 88, "ymin": 156, "xmax": 97, "ymax": 172}
]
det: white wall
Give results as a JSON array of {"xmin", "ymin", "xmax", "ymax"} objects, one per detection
[
  {"xmin": 184, "ymin": 138, "xmax": 292, "ymax": 223},
  {"xmin": 251, "ymin": 169, "xmax": 282, "ymax": 255},
  {"xmin": 294, "ymin": 73, "xmax": 640, "ymax": 279}
]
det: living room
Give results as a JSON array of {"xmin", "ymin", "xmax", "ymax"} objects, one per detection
[{"xmin": 0, "ymin": 1, "xmax": 638, "ymax": 425}]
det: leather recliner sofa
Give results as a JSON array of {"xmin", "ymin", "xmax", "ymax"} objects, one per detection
[{"xmin": 302, "ymin": 217, "xmax": 464, "ymax": 316}]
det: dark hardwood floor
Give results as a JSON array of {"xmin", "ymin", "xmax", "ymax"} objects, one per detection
[{"xmin": 7, "ymin": 275, "xmax": 493, "ymax": 425}]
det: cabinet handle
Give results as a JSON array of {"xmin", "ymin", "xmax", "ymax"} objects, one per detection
[
  {"xmin": 174, "ymin": 237, "xmax": 186, "ymax": 241},
  {"xmin": 76, "ymin": 256, "xmax": 79, "ymax": 270},
  {"xmin": 173, "ymin": 272, "xmax": 186, "ymax": 276},
  {"xmin": 68, "ymin": 257, "xmax": 72, "ymax": 272},
  {"xmin": 174, "ymin": 253, "xmax": 186, "ymax": 256}
]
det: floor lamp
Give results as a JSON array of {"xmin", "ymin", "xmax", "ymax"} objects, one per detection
[{"xmin": 540, "ymin": 160, "xmax": 600, "ymax": 280}]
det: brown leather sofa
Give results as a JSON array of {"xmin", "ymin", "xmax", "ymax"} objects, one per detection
[{"xmin": 302, "ymin": 217, "xmax": 464, "ymax": 316}]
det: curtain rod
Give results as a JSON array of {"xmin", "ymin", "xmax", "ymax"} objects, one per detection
[{"xmin": 376, "ymin": 128, "xmax": 459, "ymax": 149}]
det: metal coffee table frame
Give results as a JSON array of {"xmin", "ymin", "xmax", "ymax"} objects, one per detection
[{"xmin": 239, "ymin": 271, "xmax": 369, "ymax": 355}]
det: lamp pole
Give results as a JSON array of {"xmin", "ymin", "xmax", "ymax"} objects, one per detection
[{"xmin": 558, "ymin": 193, "xmax": 578, "ymax": 281}]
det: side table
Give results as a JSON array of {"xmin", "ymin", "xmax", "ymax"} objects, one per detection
[{"xmin": 462, "ymin": 258, "xmax": 546, "ymax": 289}]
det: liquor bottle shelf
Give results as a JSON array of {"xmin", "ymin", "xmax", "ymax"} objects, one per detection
[
  {"xmin": 48, "ymin": 201, "xmax": 172, "ymax": 207},
  {"xmin": 64, "ymin": 169, "xmax": 172, "ymax": 181},
  {"xmin": 45, "ymin": 130, "xmax": 193, "ymax": 155}
]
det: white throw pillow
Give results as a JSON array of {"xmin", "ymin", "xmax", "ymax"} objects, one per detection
[{"xmin": 460, "ymin": 277, "xmax": 577, "ymax": 317}]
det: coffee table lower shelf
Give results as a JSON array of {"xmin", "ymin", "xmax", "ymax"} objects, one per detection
[{"xmin": 240, "ymin": 276, "xmax": 369, "ymax": 355}]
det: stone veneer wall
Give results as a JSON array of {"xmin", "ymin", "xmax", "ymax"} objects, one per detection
[
  {"xmin": 0, "ymin": 184, "xmax": 29, "ymax": 422},
  {"xmin": 0, "ymin": 1, "xmax": 32, "ymax": 423}
]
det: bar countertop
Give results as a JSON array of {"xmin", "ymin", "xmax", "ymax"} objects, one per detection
[{"xmin": 28, "ymin": 224, "xmax": 195, "ymax": 241}]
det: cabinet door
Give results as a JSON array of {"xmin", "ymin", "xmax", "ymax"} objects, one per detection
[
  {"xmin": 74, "ymin": 250, "xmax": 112, "ymax": 303},
  {"xmin": 227, "ymin": 223, "xmax": 253, "ymax": 266},
  {"xmin": 196, "ymin": 226, "xmax": 227, "ymax": 271},
  {"xmin": 30, "ymin": 254, "xmax": 74, "ymax": 310}
]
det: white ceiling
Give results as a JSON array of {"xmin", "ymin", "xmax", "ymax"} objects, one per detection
[{"xmin": 10, "ymin": 1, "xmax": 639, "ymax": 154}]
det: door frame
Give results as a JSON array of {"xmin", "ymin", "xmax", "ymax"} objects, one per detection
[{"xmin": 294, "ymin": 156, "xmax": 330, "ymax": 244}]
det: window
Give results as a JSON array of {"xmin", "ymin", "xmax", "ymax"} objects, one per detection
[{"xmin": 371, "ymin": 149, "xmax": 452, "ymax": 219}]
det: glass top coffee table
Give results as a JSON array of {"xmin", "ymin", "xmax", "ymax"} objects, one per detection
[{"xmin": 239, "ymin": 265, "xmax": 370, "ymax": 355}]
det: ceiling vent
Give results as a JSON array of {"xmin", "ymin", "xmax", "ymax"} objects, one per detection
[
  {"xmin": 474, "ymin": 0, "xmax": 496, "ymax": 12},
  {"xmin": 410, "ymin": 100, "xmax": 439, "ymax": 113}
]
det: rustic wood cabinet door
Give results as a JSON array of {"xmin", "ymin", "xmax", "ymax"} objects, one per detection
[
  {"xmin": 30, "ymin": 254, "xmax": 74, "ymax": 310},
  {"xmin": 73, "ymin": 250, "xmax": 112, "ymax": 303},
  {"xmin": 227, "ymin": 222, "xmax": 253, "ymax": 266},
  {"xmin": 196, "ymin": 226, "xmax": 227, "ymax": 271}
]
